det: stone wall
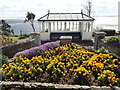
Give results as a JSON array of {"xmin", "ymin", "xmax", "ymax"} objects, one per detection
[
  {"xmin": 1, "ymin": 81, "xmax": 120, "ymax": 90},
  {"xmin": 94, "ymin": 32, "xmax": 120, "ymax": 56},
  {"xmin": 98, "ymin": 39, "xmax": 120, "ymax": 56},
  {"xmin": 1, "ymin": 39, "xmax": 41, "ymax": 58}
]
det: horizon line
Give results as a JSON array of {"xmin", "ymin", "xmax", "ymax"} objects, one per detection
[{"xmin": 0, "ymin": 15, "xmax": 118, "ymax": 19}]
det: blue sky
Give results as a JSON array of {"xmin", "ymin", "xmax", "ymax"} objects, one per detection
[{"xmin": 0, "ymin": 0, "xmax": 119, "ymax": 19}]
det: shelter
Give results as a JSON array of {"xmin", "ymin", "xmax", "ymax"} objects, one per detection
[{"xmin": 37, "ymin": 12, "xmax": 95, "ymax": 41}]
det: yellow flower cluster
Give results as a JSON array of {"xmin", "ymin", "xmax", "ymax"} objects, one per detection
[{"xmin": 97, "ymin": 70, "xmax": 119, "ymax": 85}]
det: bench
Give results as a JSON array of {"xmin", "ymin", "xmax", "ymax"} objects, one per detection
[
  {"xmin": 60, "ymin": 36, "xmax": 72, "ymax": 45},
  {"xmin": 51, "ymin": 32, "xmax": 81, "ymax": 40}
]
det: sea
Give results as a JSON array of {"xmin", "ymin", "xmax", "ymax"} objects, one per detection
[{"xmin": 2, "ymin": 16, "xmax": 118, "ymax": 35}]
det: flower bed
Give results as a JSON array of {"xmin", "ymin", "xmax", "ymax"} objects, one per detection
[{"xmin": 1, "ymin": 43, "xmax": 120, "ymax": 86}]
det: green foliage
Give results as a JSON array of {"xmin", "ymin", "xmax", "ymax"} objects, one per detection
[
  {"xmin": 85, "ymin": 46, "xmax": 95, "ymax": 52},
  {"xmin": 24, "ymin": 12, "xmax": 36, "ymax": 32},
  {"xmin": 18, "ymin": 34, "xmax": 30, "ymax": 39},
  {"xmin": 0, "ymin": 20, "xmax": 14, "ymax": 36},
  {"xmin": 11, "ymin": 34, "xmax": 30, "ymax": 39},
  {"xmin": 100, "ymin": 29, "xmax": 115, "ymax": 36},
  {"xmin": 109, "ymin": 53, "xmax": 120, "ymax": 59},
  {"xmin": 107, "ymin": 37, "xmax": 119, "ymax": 43},
  {"xmin": 0, "ymin": 20, "xmax": 11, "ymax": 30},
  {"xmin": 8, "ymin": 36, "xmax": 19, "ymax": 40},
  {"xmin": 98, "ymin": 35, "xmax": 105, "ymax": 39},
  {"xmin": 1, "ymin": 55, "xmax": 9, "ymax": 65},
  {"xmin": 97, "ymin": 46, "xmax": 109, "ymax": 54},
  {"xmin": 1, "ymin": 30, "xmax": 9, "ymax": 36},
  {"xmin": 11, "ymin": 35, "xmax": 19, "ymax": 37}
]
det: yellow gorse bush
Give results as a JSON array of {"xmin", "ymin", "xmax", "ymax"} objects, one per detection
[{"xmin": 2, "ymin": 43, "xmax": 120, "ymax": 86}]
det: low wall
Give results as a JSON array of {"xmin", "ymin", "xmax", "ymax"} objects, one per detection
[
  {"xmin": 98, "ymin": 39, "xmax": 120, "ymax": 56},
  {"xmin": 1, "ymin": 81, "xmax": 120, "ymax": 90},
  {"xmin": 1, "ymin": 39, "xmax": 41, "ymax": 58}
]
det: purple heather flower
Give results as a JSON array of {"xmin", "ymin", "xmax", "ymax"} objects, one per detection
[
  {"xmin": 13, "ymin": 41, "xmax": 60, "ymax": 59},
  {"xmin": 112, "ymin": 41, "xmax": 120, "ymax": 47}
]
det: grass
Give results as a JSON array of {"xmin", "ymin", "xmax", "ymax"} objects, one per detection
[
  {"xmin": 3, "ymin": 34, "xmax": 30, "ymax": 40},
  {"xmin": 8, "ymin": 36, "xmax": 19, "ymax": 40}
]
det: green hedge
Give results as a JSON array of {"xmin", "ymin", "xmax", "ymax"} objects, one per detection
[
  {"xmin": 107, "ymin": 37, "xmax": 119, "ymax": 43},
  {"xmin": 19, "ymin": 34, "xmax": 30, "ymax": 39},
  {"xmin": 100, "ymin": 29, "xmax": 115, "ymax": 36}
]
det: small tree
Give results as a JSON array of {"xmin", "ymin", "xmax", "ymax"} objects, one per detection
[
  {"xmin": 83, "ymin": 0, "xmax": 93, "ymax": 17},
  {"xmin": 83, "ymin": 0, "xmax": 94, "ymax": 32},
  {"xmin": 24, "ymin": 12, "xmax": 36, "ymax": 32},
  {"xmin": 0, "ymin": 20, "xmax": 13, "ymax": 35}
]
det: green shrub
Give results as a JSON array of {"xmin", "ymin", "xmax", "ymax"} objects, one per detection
[
  {"xmin": 98, "ymin": 35, "xmax": 105, "ymax": 39},
  {"xmin": 85, "ymin": 46, "xmax": 95, "ymax": 52},
  {"xmin": 19, "ymin": 34, "xmax": 30, "ymax": 39},
  {"xmin": 97, "ymin": 46, "xmax": 109, "ymax": 54},
  {"xmin": 2, "ymin": 31, "xmax": 11, "ymax": 36},
  {"xmin": 1, "ymin": 55, "xmax": 9, "ymax": 64},
  {"xmin": 11, "ymin": 35, "xmax": 19, "ymax": 37},
  {"xmin": 107, "ymin": 37, "xmax": 119, "ymax": 43},
  {"xmin": 100, "ymin": 29, "xmax": 115, "ymax": 36}
]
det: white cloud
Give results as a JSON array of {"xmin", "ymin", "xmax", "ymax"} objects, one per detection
[
  {"xmin": 92, "ymin": 0, "xmax": 119, "ymax": 16},
  {"xmin": 0, "ymin": 0, "xmax": 119, "ymax": 18}
]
